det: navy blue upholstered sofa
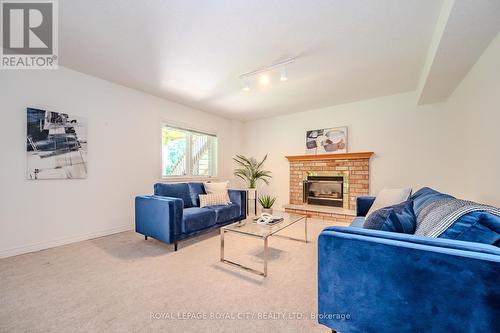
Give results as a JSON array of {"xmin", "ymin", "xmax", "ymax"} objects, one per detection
[
  {"xmin": 318, "ymin": 187, "xmax": 500, "ymax": 333},
  {"xmin": 135, "ymin": 183, "xmax": 246, "ymax": 251}
]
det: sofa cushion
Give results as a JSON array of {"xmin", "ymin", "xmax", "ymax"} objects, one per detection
[
  {"xmin": 199, "ymin": 192, "xmax": 230, "ymax": 208},
  {"xmin": 410, "ymin": 187, "xmax": 453, "ymax": 217},
  {"xmin": 188, "ymin": 182, "xmax": 206, "ymax": 207},
  {"xmin": 206, "ymin": 203, "xmax": 241, "ymax": 223},
  {"xmin": 204, "ymin": 181, "xmax": 229, "ymax": 194},
  {"xmin": 363, "ymin": 200, "xmax": 416, "ymax": 234},
  {"xmin": 438, "ymin": 211, "xmax": 500, "ymax": 246},
  {"xmin": 154, "ymin": 183, "xmax": 193, "ymax": 208},
  {"xmin": 350, "ymin": 217, "xmax": 366, "ymax": 228},
  {"xmin": 182, "ymin": 207, "xmax": 216, "ymax": 234},
  {"xmin": 366, "ymin": 187, "xmax": 412, "ymax": 217}
]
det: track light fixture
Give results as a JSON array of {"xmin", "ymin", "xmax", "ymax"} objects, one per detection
[{"xmin": 239, "ymin": 57, "xmax": 295, "ymax": 91}]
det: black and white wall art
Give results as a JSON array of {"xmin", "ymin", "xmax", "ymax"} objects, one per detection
[
  {"xmin": 306, "ymin": 127, "xmax": 347, "ymax": 155},
  {"xmin": 26, "ymin": 108, "xmax": 88, "ymax": 179}
]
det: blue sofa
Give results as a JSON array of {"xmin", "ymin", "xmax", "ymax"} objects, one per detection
[
  {"xmin": 318, "ymin": 187, "xmax": 500, "ymax": 333},
  {"xmin": 135, "ymin": 183, "xmax": 246, "ymax": 250}
]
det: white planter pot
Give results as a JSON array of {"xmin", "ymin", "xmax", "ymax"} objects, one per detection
[{"xmin": 261, "ymin": 208, "xmax": 273, "ymax": 214}]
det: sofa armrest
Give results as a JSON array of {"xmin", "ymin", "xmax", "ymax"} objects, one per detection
[
  {"xmin": 135, "ymin": 195, "xmax": 183, "ymax": 243},
  {"xmin": 321, "ymin": 226, "xmax": 500, "ymax": 255},
  {"xmin": 228, "ymin": 189, "xmax": 247, "ymax": 219},
  {"xmin": 318, "ymin": 227, "xmax": 500, "ymax": 333},
  {"xmin": 356, "ymin": 196, "xmax": 376, "ymax": 216}
]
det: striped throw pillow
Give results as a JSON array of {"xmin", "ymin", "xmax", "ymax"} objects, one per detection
[{"xmin": 199, "ymin": 192, "xmax": 230, "ymax": 207}]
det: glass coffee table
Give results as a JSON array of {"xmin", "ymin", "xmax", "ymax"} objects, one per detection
[{"xmin": 220, "ymin": 211, "xmax": 307, "ymax": 277}]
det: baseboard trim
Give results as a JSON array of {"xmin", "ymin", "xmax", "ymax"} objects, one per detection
[{"xmin": 0, "ymin": 225, "xmax": 134, "ymax": 258}]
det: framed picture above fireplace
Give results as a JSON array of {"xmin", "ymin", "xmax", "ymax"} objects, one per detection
[{"xmin": 305, "ymin": 126, "xmax": 347, "ymax": 155}]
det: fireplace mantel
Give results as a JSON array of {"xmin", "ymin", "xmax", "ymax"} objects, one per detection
[{"xmin": 285, "ymin": 152, "xmax": 374, "ymax": 162}]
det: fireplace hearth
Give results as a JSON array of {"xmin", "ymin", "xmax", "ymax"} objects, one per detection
[{"xmin": 303, "ymin": 175, "xmax": 344, "ymax": 207}]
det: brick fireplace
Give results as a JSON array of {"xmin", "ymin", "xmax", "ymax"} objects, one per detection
[{"xmin": 284, "ymin": 152, "xmax": 373, "ymax": 222}]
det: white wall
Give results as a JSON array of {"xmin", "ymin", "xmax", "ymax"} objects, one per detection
[
  {"xmin": 0, "ymin": 67, "xmax": 242, "ymax": 257},
  {"xmin": 445, "ymin": 32, "xmax": 500, "ymax": 206},
  {"xmin": 243, "ymin": 34, "xmax": 500, "ymax": 209}
]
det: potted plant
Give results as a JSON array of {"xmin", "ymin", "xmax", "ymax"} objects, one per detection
[
  {"xmin": 233, "ymin": 154, "xmax": 272, "ymax": 189},
  {"xmin": 258, "ymin": 195, "xmax": 276, "ymax": 214}
]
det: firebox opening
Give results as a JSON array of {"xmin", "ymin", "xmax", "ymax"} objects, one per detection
[{"xmin": 303, "ymin": 175, "xmax": 344, "ymax": 207}]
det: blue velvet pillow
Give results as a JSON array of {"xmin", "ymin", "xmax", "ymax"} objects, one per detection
[
  {"xmin": 363, "ymin": 200, "xmax": 416, "ymax": 234},
  {"xmin": 439, "ymin": 211, "xmax": 500, "ymax": 246},
  {"xmin": 410, "ymin": 187, "xmax": 453, "ymax": 216},
  {"xmin": 188, "ymin": 182, "xmax": 206, "ymax": 207}
]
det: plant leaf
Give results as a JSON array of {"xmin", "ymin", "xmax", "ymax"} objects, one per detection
[{"xmin": 233, "ymin": 154, "xmax": 272, "ymax": 187}]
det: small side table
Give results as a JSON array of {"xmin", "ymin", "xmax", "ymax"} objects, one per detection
[{"xmin": 230, "ymin": 188, "xmax": 257, "ymax": 216}]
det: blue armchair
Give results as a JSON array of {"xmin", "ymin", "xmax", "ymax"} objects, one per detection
[
  {"xmin": 318, "ymin": 189, "xmax": 500, "ymax": 333},
  {"xmin": 135, "ymin": 183, "xmax": 246, "ymax": 251}
]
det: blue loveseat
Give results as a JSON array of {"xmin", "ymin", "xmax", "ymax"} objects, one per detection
[
  {"xmin": 318, "ymin": 187, "xmax": 500, "ymax": 333},
  {"xmin": 135, "ymin": 183, "xmax": 246, "ymax": 250}
]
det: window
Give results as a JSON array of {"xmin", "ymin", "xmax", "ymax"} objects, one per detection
[{"xmin": 162, "ymin": 125, "xmax": 217, "ymax": 178}]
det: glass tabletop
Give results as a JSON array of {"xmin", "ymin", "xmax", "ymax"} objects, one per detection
[{"xmin": 222, "ymin": 211, "xmax": 306, "ymax": 238}]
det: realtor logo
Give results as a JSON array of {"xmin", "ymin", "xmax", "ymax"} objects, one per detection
[{"xmin": 1, "ymin": 0, "xmax": 58, "ymax": 69}]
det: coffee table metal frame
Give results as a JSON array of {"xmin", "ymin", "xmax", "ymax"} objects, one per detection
[{"xmin": 220, "ymin": 214, "xmax": 307, "ymax": 277}]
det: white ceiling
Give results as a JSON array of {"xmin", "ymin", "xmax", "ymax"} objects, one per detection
[
  {"xmin": 58, "ymin": 1, "xmax": 464, "ymax": 120},
  {"xmin": 418, "ymin": 0, "xmax": 500, "ymax": 104}
]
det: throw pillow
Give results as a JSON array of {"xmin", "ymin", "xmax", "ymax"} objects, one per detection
[
  {"xmin": 204, "ymin": 181, "xmax": 229, "ymax": 194},
  {"xmin": 414, "ymin": 198, "xmax": 500, "ymax": 242},
  {"xmin": 410, "ymin": 187, "xmax": 454, "ymax": 217},
  {"xmin": 188, "ymin": 182, "xmax": 206, "ymax": 207},
  {"xmin": 439, "ymin": 211, "xmax": 500, "ymax": 246},
  {"xmin": 199, "ymin": 192, "xmax": 230, "ymax": 207},
  {"xmin": 363, "ymin": 200, "xmax": 416, "ymax": 234},
  {"xmin": 366, "ymin": 187, "xmax": 412, "ymax": 218}
]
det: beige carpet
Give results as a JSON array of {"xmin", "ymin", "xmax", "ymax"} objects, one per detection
[{"xmin": 0, "ymin": 218, "xmax": 347, "ymax": 333}]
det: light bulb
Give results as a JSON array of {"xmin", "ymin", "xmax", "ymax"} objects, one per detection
[{"xmin": 259, "ymin": 74, "xmax": 270, "ymax": 86}]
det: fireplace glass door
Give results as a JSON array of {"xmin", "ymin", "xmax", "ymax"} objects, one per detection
[{"xmin": 303, "ymin": 176, "xmax": 343, "ymax": 207}]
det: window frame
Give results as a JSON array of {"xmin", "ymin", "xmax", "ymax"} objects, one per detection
[{"xmin": 160, "ymin": 123, "xmax": 218, "ymax": 180}]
